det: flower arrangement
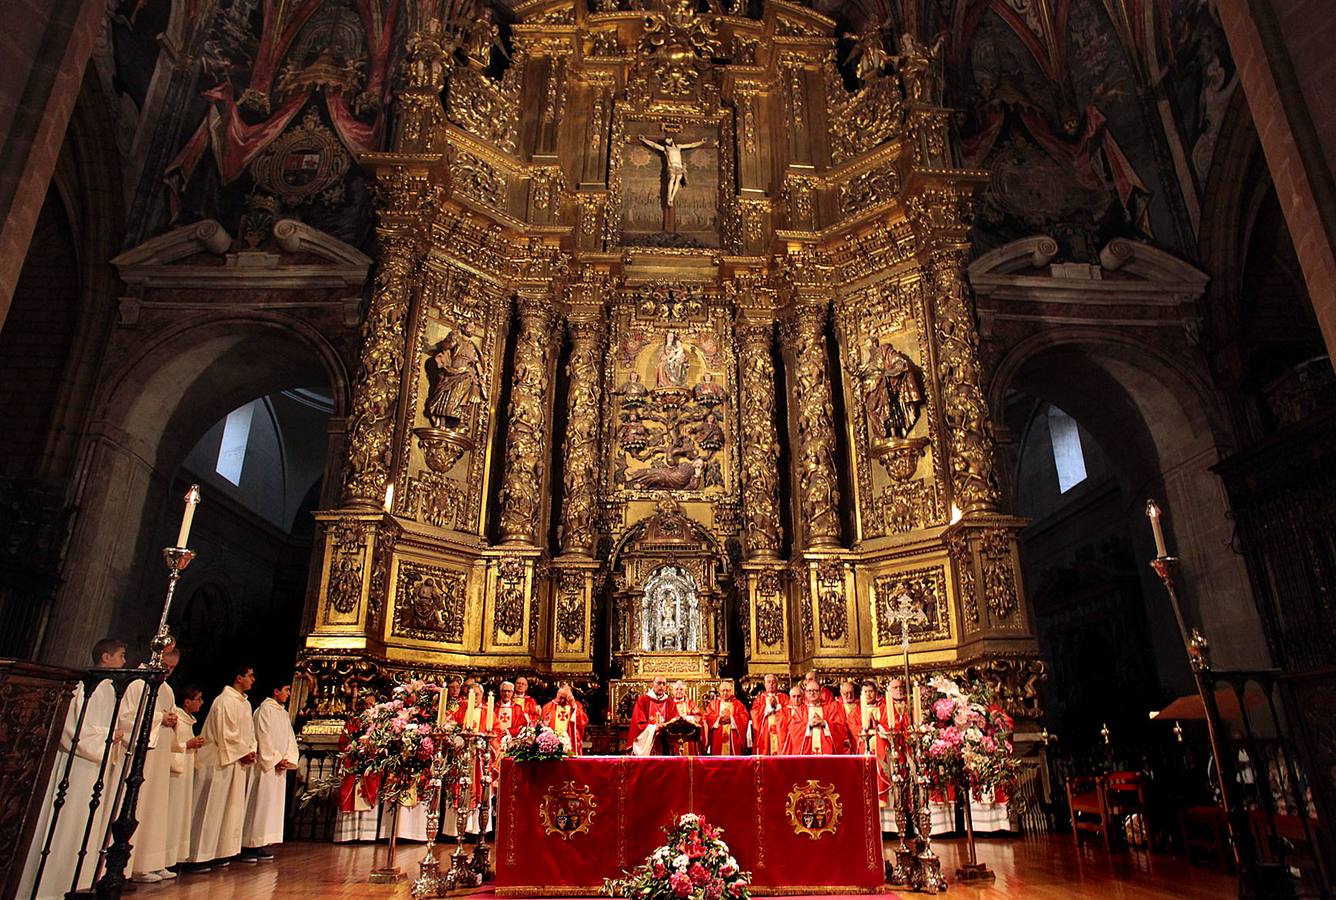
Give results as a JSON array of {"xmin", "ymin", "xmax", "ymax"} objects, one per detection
[
  {"xmin": 339, "ymin": 679, "xmax": 458, "ymax": 806},
  {"xmin": 504, "ymin": 723, "xmax": 569, "ymax": 762},
  {"xmin": 604, "ymin": 813, "xmax": 751, "ymax": 900},
  {"xmin": 916, "ymin": 675, "xmax": 1019, "ymax": 799}
]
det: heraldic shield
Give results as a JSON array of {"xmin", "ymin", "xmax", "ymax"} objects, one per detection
[
  {"xmin": 540, "ymin": 780, "xmax": 598, "ymax": 839},
  {"xmin": 785, "ymin": 779, "xmax": 844, "ymax": 839}
]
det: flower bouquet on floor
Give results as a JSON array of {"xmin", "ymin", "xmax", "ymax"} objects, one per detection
[
  {"xmin": 916, "ymin": 675, "xmax": 1018, "ymax": 881},
  {"xmin": 504, "ymin": 723, "xmax": 569, "ymax": 761},
  {"xmin": 339, "ymin": 680, "xmax": 458, "ymax": 809},
  {"xmin": 604, "ymin": 813, "xmax": 751, "ymax": 900}
]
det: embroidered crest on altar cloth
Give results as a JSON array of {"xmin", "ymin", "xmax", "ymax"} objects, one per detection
[
  {"xmin": 785, "ymin": 780, "xmax": 843, "ymax": 839},
  {"xmin": 540, "ymin": 780, "xmax": 598, "ymax": 839}
]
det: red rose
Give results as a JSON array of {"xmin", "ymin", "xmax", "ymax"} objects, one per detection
[{"xmin": 689, "ymin": 863, "xmax": 710, "ymax": 885}]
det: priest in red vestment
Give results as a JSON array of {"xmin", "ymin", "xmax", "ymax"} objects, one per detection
[
  {"xmin": 837, "ymin": 681, "xmax": 860, "ymax": 753},
  {"xmin": 490, "ymin": 682, "xmax": 528, "ymax": 770},
  {"xmin": 514, "ymin": 676, "xmax": 541, "ymax": 725},
  {"xmin": 628, "ymin": 675, "xmax": 674, "ymax": 755},
  {"xmin": 851, "ymin": 681, "xmax": 892, "ymax": 806},
  {"xmin": 751, "ymin": 675, "xmax": 790, "ymax": 757},
  {"xmin": 664, "ymin": 680, "xmax": 705, "ymax": 755},
  {"xmin": 704, "ymin": 679, "xmax": 750, "ymax": 755},
  {"xmin": 785, "ymin": 680, "xmax": 848, "ymax": 755},
  {"xmin": 804, "ymin": 670, "xmax": 835, "ymax": 704},
  {"xmin": 540, "ymin": 685, "xmax": 588, "ymax": 756}
]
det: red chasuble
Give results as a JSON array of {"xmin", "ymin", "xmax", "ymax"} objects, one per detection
[
  {"xmin": 851, "ymin": 698, "xmax": 893, "ymax": 805},
  {"xmin": 750, "ymin": 692, "xmax": 791, "ymax": 757},
  {"xmin": 540, "ymin": 700, "xmax": 589, "ymax": 756},
  {"xmin": 454, "ymin": 700, "xmax": 495, "ymax": 805},
  {"xmin": 704, "ymin": 697, "xmax": 750, "ymax": 755},
  {"xmin": 785, "ymin": 701, "xmax": 849, "ymax": 755},
  {"xmin": 515, "ymin": 693, "xmax": 540, "ymax": 726},
  {"xmin": 490, "ymin": 702, "xmax": 528, "ymax": 772},
  {"xmin": 839, "ymin": 700, "xmax": 860, "ymax": 753},
  {"xmin": 628, "ymin": 691, "xmax": 674, "ymax": 753},
  {"xmin": 666, "ymin": 698, "xmax": 705, "ymax": 755}
]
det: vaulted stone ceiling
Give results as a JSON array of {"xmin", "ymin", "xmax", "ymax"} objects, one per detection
[{"xmin": 96, "ymin": 0, "xmax": 1232, "ymax": 264}]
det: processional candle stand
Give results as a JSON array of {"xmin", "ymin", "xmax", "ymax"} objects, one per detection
[
  {"xmin": 92, "ymin": 485, "xmax": 201, "ymax": 896},
  {"xmin": 411, "ymin": 750, "xmax": 452, "ymax": 898},
  {"xmin": 881, "ymin": 591, "xmax": 947, "ymax": 893},
  {"xmin": 369, "ymin": 801, "xmax": 404, "ymax": 882},
  {"xmin": 1144, "ymin": 501, "xmax": 1294, "ymax": 900}
]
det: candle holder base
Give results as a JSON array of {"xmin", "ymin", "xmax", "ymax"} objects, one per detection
[
  {"xmin": 368, "ymin": 867, "xmax": 404, "ymax": 883},
  {"xmin": 956, "ymin": 861, "xmax": 995, "ymax": 882},
  {"xmin": 470, "ymin": 841, "xmax": 493, "ymax": 883},
  {"xmin": 915, "ymin": 849, "xmax": 947, "ymax": 894}
]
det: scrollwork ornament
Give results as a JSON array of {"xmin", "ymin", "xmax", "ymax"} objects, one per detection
[
  {"xmin": 557, "ymin": 571, "xmax": 586, "ymax": 646},
  {"xmin": 980, "ymin": 529, "xmax": 1019, "ymax": 622},
  {"xmin": 816, "ymin": 560, "xmax": 847, "ymax": 642},
  {"xmin": 495, "ymin": 556, "xmax": 528, "ymax": 637}
]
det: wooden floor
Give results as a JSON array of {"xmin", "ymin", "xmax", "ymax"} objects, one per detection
[{"xmin": 130, "ymin": 835, "xmax": 1238, "ymax": 899}]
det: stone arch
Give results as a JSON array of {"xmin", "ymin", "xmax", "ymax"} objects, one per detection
[
  {"xmin": 44, "ymin": 313, "xmax": 351, "ymax": 667},
  {"xmin": 988, "ymin": 330, "xmax": 1267, "ymax": 674}
]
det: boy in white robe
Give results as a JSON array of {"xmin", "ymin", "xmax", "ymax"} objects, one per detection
[
  {"xmin": 18, "ymin": 638, "xmax": 128, "ymax": 900},
  {"xmin": 184, "ymin": 663, "xmax": 257, "ymax": 870},
  {"xmin": 169, "ymin": 686, "xmax": 205, "ymax": 871},
  {"xmin": 240, "ymin": 682, "xmax": 299, "ymax": 860},
  {"xmin": 128, "ymin": 646, "xmax": 182, "ymax": 883}
]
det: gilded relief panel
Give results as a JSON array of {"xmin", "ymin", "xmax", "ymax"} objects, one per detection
[
  {"xmin": 396, "ymin": 262, "xmax": 505, "ymax": 535},
  {"xmin": 605, "ymin": 287, "xmax": 737, "ymax": 503},
  {"xmin": 835, "ymin": 275, "xmax": 946, "ymax": 540}
]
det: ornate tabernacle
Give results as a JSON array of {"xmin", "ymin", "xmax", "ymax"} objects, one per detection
[{"xmin": 299, "ymin": 0, "xmax": 1042, "ymax": 726}]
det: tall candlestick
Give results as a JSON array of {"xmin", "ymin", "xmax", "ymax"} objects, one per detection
[
  {"xmin": 485, "ymin": 692, "xmax": 494, "ymax": 731},
  {"xmin": 176, "ymin": 484, "xmax": 201, "ymax": 549},
  {"xmin": 1146, "ymin": 499, "xmax": 1168, "ymax": 558},
  {"xmin": 910, "ymin": 681, "xmax": 921, "ymax": 727}
]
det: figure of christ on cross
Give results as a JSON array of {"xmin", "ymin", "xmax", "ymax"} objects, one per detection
[{"xmin": 639, "ymin": 134, "xmax": 709, "ymax": 207}]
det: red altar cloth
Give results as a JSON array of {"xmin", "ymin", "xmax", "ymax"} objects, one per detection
[{"xmin": 495, "ymin": 756, "xmax": 885, "ymax": 896}]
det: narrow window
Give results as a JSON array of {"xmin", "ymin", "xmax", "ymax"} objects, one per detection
[
  {"xmin": 215, "ymin": 401, "xmax": 256, "ymax": 486},
  {"xmin": 1048, "ymin": 406, "xmax": 1087, "ymax": 493}
]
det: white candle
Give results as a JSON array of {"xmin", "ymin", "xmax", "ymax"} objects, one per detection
[
  {"xmin": 176, "ymin": 485, "xmax": 201, "ymax": 548},
  {"xmin": 384, "ymin": 483, "xmax": 394, "ymax": 512},
  {"xmin": 1146, "ymin": 500, "xmax": 1168, "ymax": 558}
]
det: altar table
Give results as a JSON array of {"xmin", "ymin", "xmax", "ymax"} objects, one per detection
[{"xmin": 494, "ymin": 756, "xmax": 885, "ymax": 895}]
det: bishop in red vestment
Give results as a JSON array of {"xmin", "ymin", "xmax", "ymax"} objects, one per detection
[
  {"xmin": 837, "ymin": 681, "xmax": 860, "ymax": 753},
  {"xmin": 704, "ymin": 680, "xmax": 750, "ymax": 755},
  {"xmin": 751, "ymin": 675, "xmax": 791, "ymax": 757},
  {"xmin": 514, "ymin": 676, "xmax": 541, "ymax": 725},
  {"xmin": 851, "ymin": 682, "xmax": 893, "ymax": 806},
  {"xmin": 540, "ymin": 685, "xmax": 589, "ymax": 755},
  {"xmin": 803, "ymin": 670, "xmax": 835, "ymax": 704},
  {"xmin": 490, "ymin": 682, "xmax": 528, "ymax": 772},
  {"xmin": 785, "ymin": 681, "xmax": 849, "ymax": 755},
  {"xmin": 665, "ymin": 681, "xmax": 705, "ymax": 755},
  {"xmin": 628, "ymin": 675, "xmax": 674, "ymax": 755}
]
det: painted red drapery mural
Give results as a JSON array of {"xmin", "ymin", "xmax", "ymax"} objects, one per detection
[{"xmin": 494, "ymin": 756, "xmax": 885, "ymax": 896}]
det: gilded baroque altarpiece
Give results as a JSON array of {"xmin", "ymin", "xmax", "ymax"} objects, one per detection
[{"xmin": 299, "ymin": 0, "xmax": 1043, "ymax": 726}]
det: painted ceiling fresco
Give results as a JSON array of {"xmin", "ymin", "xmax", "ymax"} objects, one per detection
[{"xmin": 95, "ymin": 0, "xmax": 1236, "ymax": 264}]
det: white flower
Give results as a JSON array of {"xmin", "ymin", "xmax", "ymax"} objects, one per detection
[
  {"xmin": 726, "ymin": 857, "xmax": 737, "ymax": 870},
  {"xmin": 673, "ymin": 854, "xmax": 689, "ymax": 870}
]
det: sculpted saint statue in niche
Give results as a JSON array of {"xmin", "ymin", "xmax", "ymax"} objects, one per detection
[
  {"xmin": 639, "ymin": 135, "xmax": 708, "ymax": 207},
  {"xmin": 862, "ymin": 341, "xmax": 924, "ymax": 440},
  {"xmin": 424, "ymin": 323, "xmax": 487, "ymax": 429},
  {"xmin": 692, "ymin": 372, "xmax": 727, "ymax": 405}
]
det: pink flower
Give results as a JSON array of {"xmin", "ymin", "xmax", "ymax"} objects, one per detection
[
  {"xmin": 390, "ymin": 718, "xmax": 406, "ymax": 734},
  {"xmin": 729, "ymin": 883, "xmax": 746, "ymax": 897},
  {"xmin": 421, "ymin": 737, "xmax": 435, "ymax": 756},
  {"xmin": 689, "ymin": 863, "xmax": 710, "ymax": 885},
  {"xmin": 705, "ymin": 879, "xmax": 725, "ymax": 900},
  {"xmin": 933, "ymin": 698, "xmax": 956, "ymax": 722},
  {"xmin": 670, "ymin": 872, "xmax": 692, "ymax": 897}
]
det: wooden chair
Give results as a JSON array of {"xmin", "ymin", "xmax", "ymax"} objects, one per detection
[
  {"xmin": 1103, "ymin": 771, "xmax": 1153, "ymax": 850},
  {"xmin": 1067, "ymin": 775, "xmax": 1112, "ymax": 850}
]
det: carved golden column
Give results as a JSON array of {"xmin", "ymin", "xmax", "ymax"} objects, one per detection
[
  {"xmin": 738, "ymin": 319, "xmax": 782, "ymax": 558},
  {"xmin": 907, "ymin": 187, "xmax": 1001, "ymax": 515},
  {"xmin": 558, "ymin": 314, "xmax": 607, "ymax": 556},
  {"xmin": 498, "ymin": 291, "xmax": 561, "ymax": 544},
  {"xmin": 340, "ymin": 171, "xmax": 431, "ymax": 509},
  {"xmin": 785, "ymin": 301, "xmax": 842, "ymax": 549}
]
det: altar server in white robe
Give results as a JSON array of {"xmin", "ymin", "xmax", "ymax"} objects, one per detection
[
  {"xmin": 169, "ymin": 686, "xmax": 205, "ymax": 869},
  {"xmin": 241, "ymin": 681, "xmax": 300, "ymax": 860},
  {"xmin": 19, "ymin": 638, "xmax": 128, "ymax": 900},
  {"xmin": 128, "ymin": 645, "xmax": 182, "ymax": 883},
  {"xmin": 186, "ymin": 663, "xmax": 257, "ymax": 868}
]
